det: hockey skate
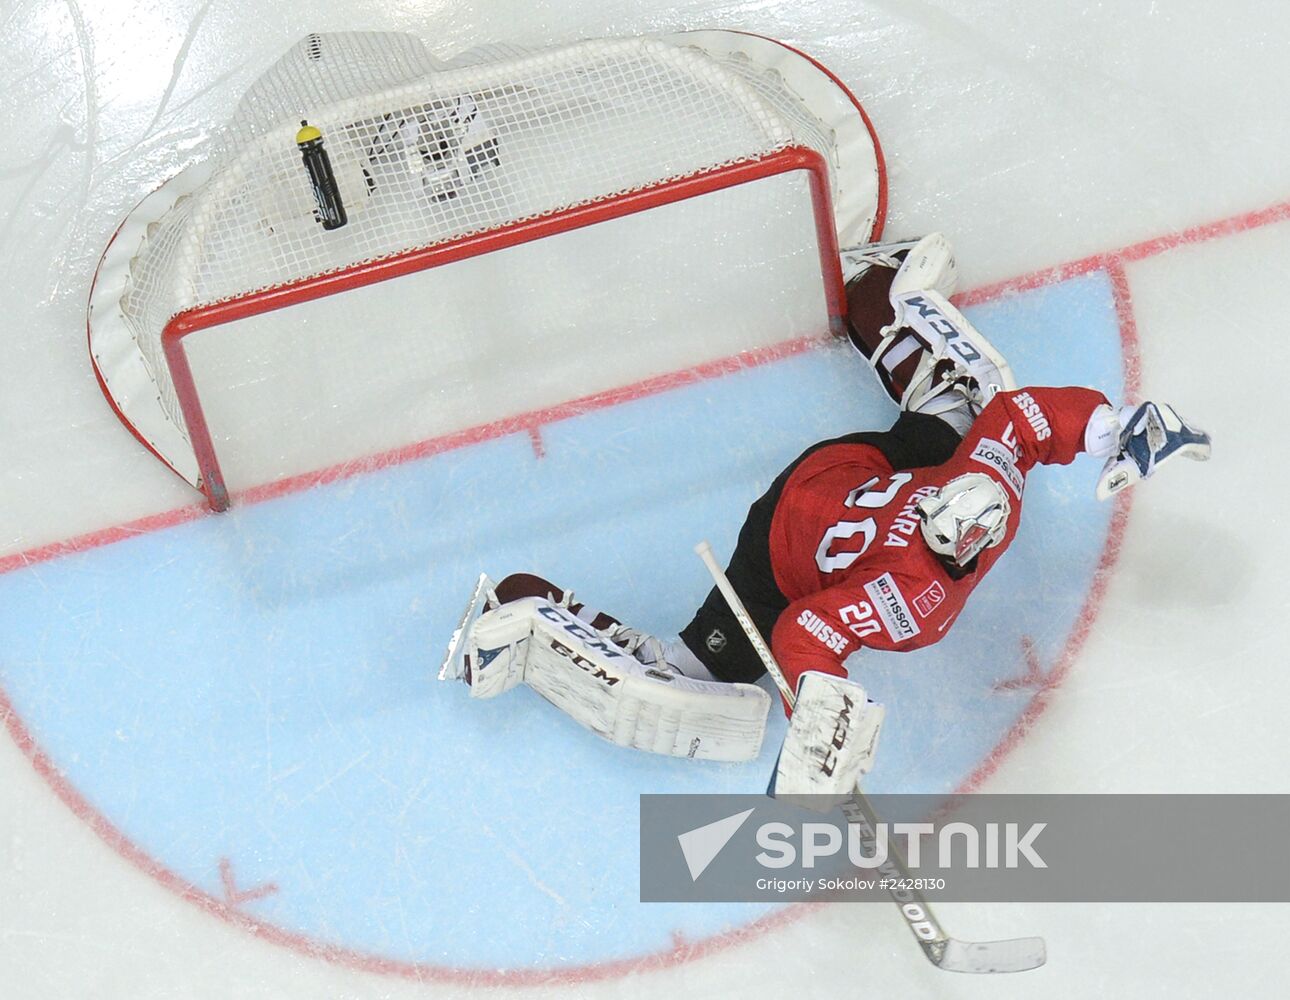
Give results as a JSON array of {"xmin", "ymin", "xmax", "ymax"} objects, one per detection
[{"xmin": 439, "ymin": 573, "xmax": 498, "ymax": 683}]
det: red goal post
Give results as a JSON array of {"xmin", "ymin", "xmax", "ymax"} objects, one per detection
[{"xmin": 88, "ymin": 30, "xmax": 886, "ymax": 511}]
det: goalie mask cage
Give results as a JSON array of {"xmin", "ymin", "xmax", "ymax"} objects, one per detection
[{"xmin": 88, "ymin": 30, "xmax": 885, "ymax": 511}]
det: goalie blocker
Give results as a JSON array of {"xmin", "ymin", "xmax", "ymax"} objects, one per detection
[
  {"xmin": 439, "ymin": 576, "xmax": 771, "ymax": 762},
  {"xmin": 768, "ymin": 671, "xmax": 884, "ymax": 810}
]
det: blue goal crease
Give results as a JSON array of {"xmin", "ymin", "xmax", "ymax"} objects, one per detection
[{"xmin": 0, "ymin": 272, "xmax": 1124, "ymax": 968}]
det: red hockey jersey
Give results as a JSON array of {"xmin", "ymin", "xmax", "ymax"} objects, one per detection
[{"xmin": 768, "ymin": 385, "xmax": 1109, "ymax": 688}]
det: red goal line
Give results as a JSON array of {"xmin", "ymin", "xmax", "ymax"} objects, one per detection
[{"xmin": 4, "ymin": 194, "xmax": 1289, "ymax": 577}]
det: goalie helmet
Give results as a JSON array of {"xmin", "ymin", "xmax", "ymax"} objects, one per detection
[{"xmin": 916, "ymin": 473, "xmax": 1012, "ymax": 567}]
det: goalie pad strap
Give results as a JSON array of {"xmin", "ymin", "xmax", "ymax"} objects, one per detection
[{"xmin": 888, "ymin": 289, "xmax": 1016, "ymax": 394}]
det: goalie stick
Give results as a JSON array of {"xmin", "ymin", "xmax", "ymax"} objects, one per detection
[{"xmin": 693, "ymin": 540, "xmax": 1047, "ymax": 975}]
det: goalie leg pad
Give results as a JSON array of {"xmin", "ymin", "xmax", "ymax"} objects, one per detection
[
  {"xmin": 523, "ymin": 602, "xmax": 771, "ymax": 762},
  {"xmin": 769, "ymin": 671, "xmax": 884, "ymax": 810},
  {"xmin": 438, "ymin": 578, "xmax": 537, "ymax": 699},
  {"xmin": 463, "ymin": 598, "xmax": 539, "ymax": 699},
  {"xmin": 890, "ymin": 289, "xmax": 1017, "ymax": 402},
  {"xmin": 888, "ymin": 232, "xmax": 958, "ymax": 299}
]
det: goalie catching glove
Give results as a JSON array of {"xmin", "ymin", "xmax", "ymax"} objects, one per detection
[
  {"xmin": 1090, "ymin": 401, "xmax": 1212, "ymax": 500},
  {"xmin": 439, "ymin": 576, "xmax": 771, "ymax": 762}
]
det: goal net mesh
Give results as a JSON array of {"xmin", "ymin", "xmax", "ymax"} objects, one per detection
[{"xmin": 119, "ymin": 32, "xmax": 838, "ymax": 441}]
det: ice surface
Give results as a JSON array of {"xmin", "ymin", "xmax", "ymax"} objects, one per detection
[{"xmin": 1, "ymin": 2, "xmax": 1287, "ymax": 998}]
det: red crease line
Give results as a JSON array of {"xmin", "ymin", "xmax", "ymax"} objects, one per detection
[
  {"xmin": 0, "ymin": 188, "xmax": 1269, "ymax": 987},
  {"xmin": 954, "ymin": 196, "xmax": 1290, "ymax": 308}
]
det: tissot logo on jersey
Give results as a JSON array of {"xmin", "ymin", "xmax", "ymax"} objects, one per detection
[
  {"xmin": 794, "ymin": 609, "xmax": 851, "ymax": 655},
  {"xmin": 862, "ymin": 573, "xmax": 920, "ymax": 642},
  {"xmin": 970, "ymin": 438, "xmax": 1024, "ymax": 498},
  {"xmin": 1011, "ymin": 392, "xmax": 1051, "ymax": 441}
]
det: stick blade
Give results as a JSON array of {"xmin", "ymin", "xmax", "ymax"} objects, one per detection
[{"xmin": 927, "ymin": 936, "xmax": 1047, "ymax": 974}]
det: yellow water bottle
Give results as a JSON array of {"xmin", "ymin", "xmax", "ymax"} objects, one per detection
[{"xmin": 296, "ymin": 120, "xmax": 347, "ymax": 230}]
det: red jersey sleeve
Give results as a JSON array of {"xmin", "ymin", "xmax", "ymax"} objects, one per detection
[
  {"xmin": 770, "ymin": 566, "xmax": 931, "ymax": 693},
  {"xmin": 969, "ymin": 386, "xmax": 1110, "ymax": 474},
  {"xmin": 770, "ymin": 591, "xmax": 854, "ymax": 689}
]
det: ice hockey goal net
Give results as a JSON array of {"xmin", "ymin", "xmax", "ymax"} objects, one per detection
[{"xmin": 88, "ymin": 30, "xmax": 885, "ymax": 511}]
